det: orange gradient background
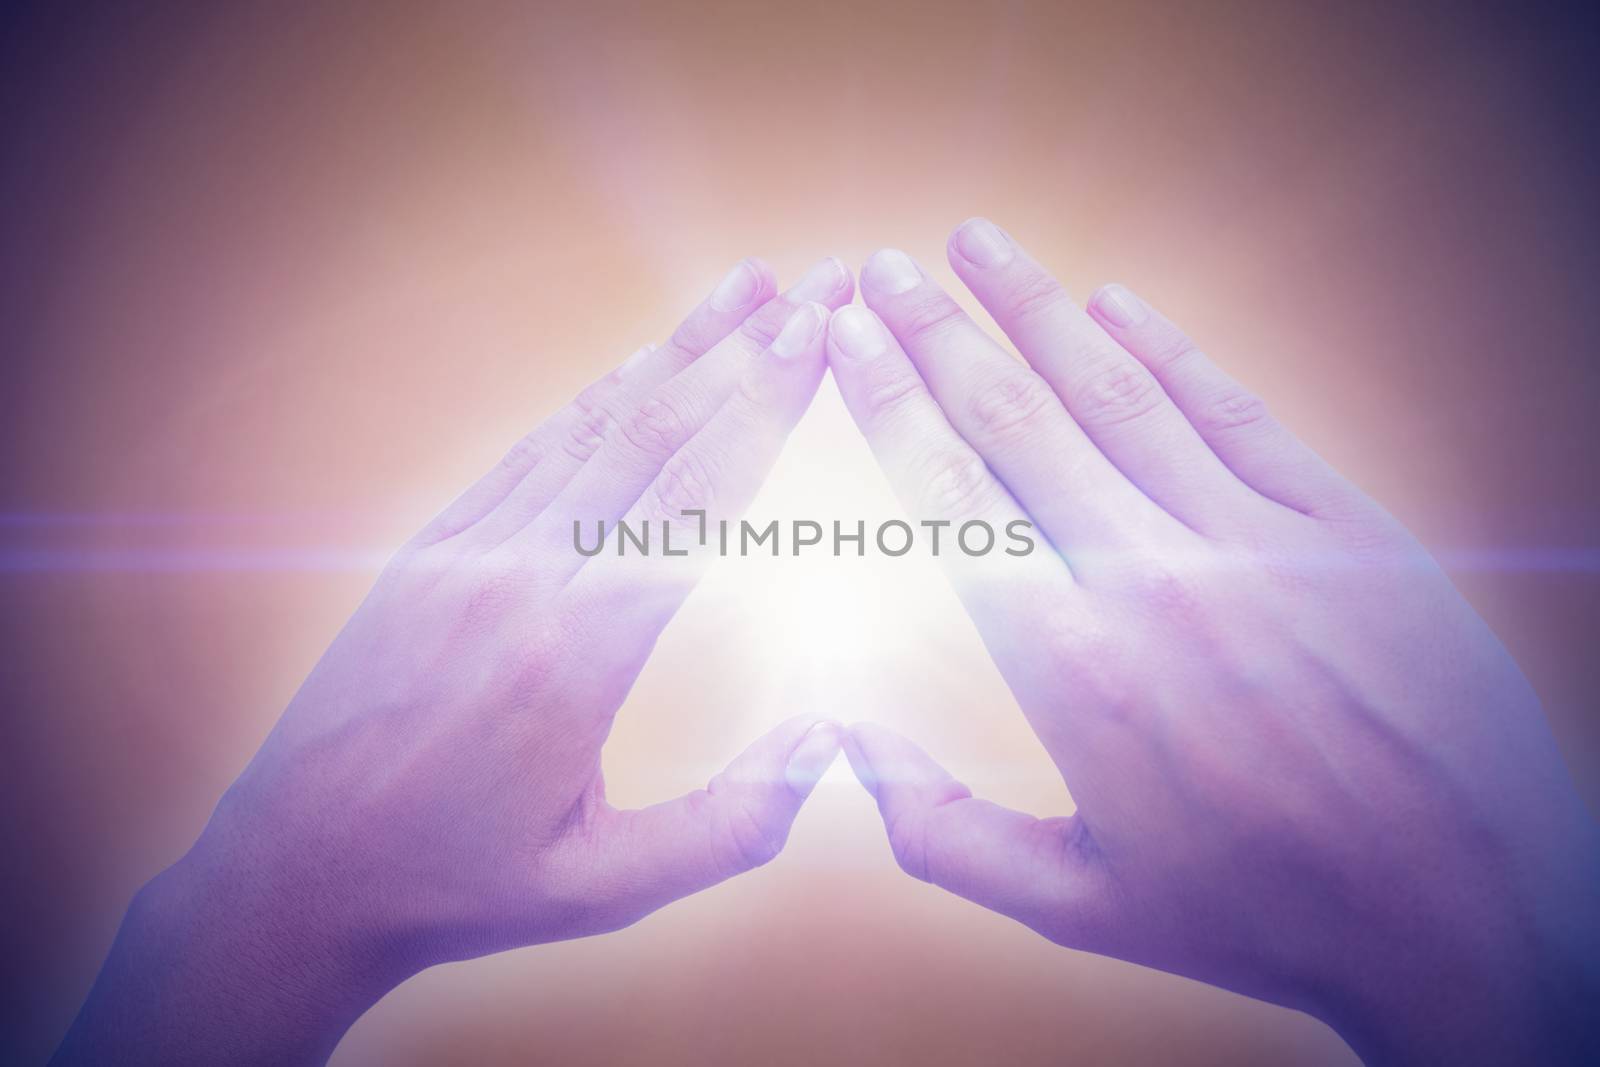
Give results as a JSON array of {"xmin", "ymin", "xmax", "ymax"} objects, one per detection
[{"xmin": 4, "ymin": 2, "xmax": 1599, "ymax": 1063}]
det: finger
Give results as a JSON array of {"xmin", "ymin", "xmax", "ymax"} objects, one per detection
[
  {"xmin": 843, "ymin": 722, "xmax": 1118, "ymax": 951},
  {"xmin": 562, "ymin": 301, "xmax": 834, "ymax": 634},
  {"xmin": 859, "ymin": 248, "xmax": 1171, "ymax": 569},
  {"xmin": 409, "ymin": 345, "xmax": 653, "ymax": 546},
  {"xmin": 1086, "ymin": 284, "xmax": 1374, "ymax": 520},
  {"xmin": 825, "ymin": 303, "xmax": 1075, "ymax": 624},
  {"xmin": 464, "ymin": 258, "xmax": 781, "ymax": 547},
  {"xmin": 589, "ymin": 716, "xmax": 841, "ymax": 923},
  {"xmin": 947, "ymin": 219, "xmax": 1252, "ymax": 534},
  {"xmin": 518, "ymin": 258, "xmax": 855, "ymax": 583}
]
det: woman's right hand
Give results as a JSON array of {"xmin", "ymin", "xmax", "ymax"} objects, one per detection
[{"xmin": 830, "ymin": 220, "xmax": 1600, "ymax": 1066}]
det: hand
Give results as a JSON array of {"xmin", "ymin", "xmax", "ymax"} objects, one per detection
[
  {"xmin": 826, "ymin": 221, "xmax": 1600, "ymax": 1065},
  {"xmin": 53, "ymin": 256, "xmax": 855, "ymax": 1066}
]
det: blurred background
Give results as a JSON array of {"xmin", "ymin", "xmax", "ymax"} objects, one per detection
[{"xmin": 3, "ymin": 1, "xmax": 1598, "ymax": 1063}]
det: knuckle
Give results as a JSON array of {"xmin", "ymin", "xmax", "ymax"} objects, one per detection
[
  {"xmin": 1127, "ymin": 563, "xmax": 1205, "ymax": 629},
  {"xmin": 669, "ymin": 316, "xmax": 716, "ymax": 361},
  {"xmin": 884, "ymin": 809, "xmax": 931, "ymax": 882},
  {"xmin": 721, "ymin": 799, "xmax": 783, "ymax": 873},
  {"xmin": 1142, "ymin": 333, "xmax": 1204, "ymax": 374},
  {"xmin": 461, "ymin": 560, "xmax": 521, "ymax": 616},
  {"xmin": 966, "ymin": 370, "xmax": 1057, "ymax": 440},
  {"xmin": 859, "ymin": 367, "xmax": 925, "ymax": 424},
  {"xmin": 896, "ymin": 293, "xmax": 968, "ymax": 345},
  {"xmin": 1004, "ymin": 270, "xmax": 1072, "ymax": 326},
  {"xmin": 1195, "ymin": 385, "xmax": 1270, "ymax": 435},
  {"xmin": 497, "ymin": 432, "xmax": 544, "ymax": 475},
  {"xmin": 1042, "ymin": 621, "xmax": 1139, "ymax": 726},
  {"xmin": 644, "ymin": 449, "xmax": 717, "ymax": 521},
  {"xmin": 455, "ymin": 562, "xmax": 538, "ymax": 642},
  {"xmin": 1324, "ymin": 508, "xmax": 1409, "ymax": 559},
  {"xmin": 619, "ymin": 395, "xmax": 690, "ymax": 460},
  {"xmin": 1071, "ymin": 652, "xmax": 1140, "ymax": 727},
  {"xmin": 1073, "ymin": 360, "xmax": 1164, "ymax": 429},
  {"xmin": 914, "ymin": 448, "xmax": 998, "ymax": 520},
  {"xmin": 503, "ymin": 623, "xmax": 565, "ymax": 703},
  {"xmin": 563, "ymin": 403, "xmax": 615, "ymax": 463},
  {"xmin": 732, "ymin": 360, "xmax": 780, "ymax": 412},
  {"xmin": 573, "ymin": 375, "xmax": 616, "ymax": 413},
  {"xmin": 736, "ymin": 304, "xmax": 787, "ymax": 351}
]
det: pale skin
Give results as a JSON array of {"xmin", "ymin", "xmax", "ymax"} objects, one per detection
[
  {"xmin": 829, "ymin": 220, "xmax": 1600, "ymax": 1066},
  {"xmin": 53, "ymin": 256, "xmax": 855, "ymax": 1065},
  {"xmin": 54, "ymin": 223, "xmax": 1600, "ymax": 1067}
]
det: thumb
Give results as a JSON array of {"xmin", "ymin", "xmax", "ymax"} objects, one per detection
[
  {"xmin": 844, "ymin": 721, "xmax": 1120, "ymax": 952},
  {"xmin": 589, "ymin": 715, "xmax": 841, "ymax": 924}
]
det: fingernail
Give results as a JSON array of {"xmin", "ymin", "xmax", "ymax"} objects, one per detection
[
  {"xmin": 771, "ymin": 303, "xmax": 824, "ymax": 359},
  {"xmin": 953, "ymin": 217, "xmax": 1013, "ymax": 268},
  {"xmin": 787, "ymin": 256, "xmax": 846, "ymax": 304},
  {"xmin": 829, "ymin": 305, "xmax": 887, "ymax": 360},
  {"xmin": 862, "ymin": 249, "xmax": 921, "ymax": 296},
  {"xmin": 710, "ymin": 260, "xmax": 761, "ymax": 312},
  {"xmin": 786, "ymin": 721, "xmax": 842, "ymax": 797},
  {"xmin": 1093, "ymin": 284, "xmax": 1147, "ymax": 328}
]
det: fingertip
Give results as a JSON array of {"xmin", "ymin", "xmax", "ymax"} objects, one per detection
[
  {"xmin": 947, "ymin": 216, "xmax": 1015, "ymax": 271},
  {"xmin": 784, "ymin": 719, "xmax": 843, "ymax": 797},
  {"xmin": 840, "ymin": 721, "xmax": 883, "ymax": 796},
  {"xmin": 826, "ymin": 304, "xmax": 889, "ymax": 364},
  {"xmin": 772, "ymin": 711, "xmax": 830, "ymax": 736},
  {"xmin": 949, "ymin": 215, "xmax": 1001, "ymax": 243},
  {"xmin": 828, "ymin": 256, "xmax": 857, "ymax": 306},
  {"xmin": 745, "ymin": 255, "xmax": 777, "ymax": 290},
  {"xmin": 845, "ymin": 723, "xmax": 967, "ymax": 801},
  {"xmin": 1087, "ymin": 282, "xmax": 1148, "ymax": 330},
  {"xmin": 771, "ymin": 301, "xmax": 829, "ymax": 360},
  {"xmin": 709, "ymin": 257, "xmax": 771, "ymax": 314},
  {"xmin": 861, "ymin": 248, "xmax": 923, "ymax": 299},
  {"xmin": 786, "ymin": 256, "xmax": 853, "ymax": 308},
  {"xmin": 845, "ymin": 719, "xmax": 900, "ymax": 751}
]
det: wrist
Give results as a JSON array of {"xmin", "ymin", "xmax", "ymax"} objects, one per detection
[
  {"xmin": 163, "ymin": 850, "xmax": 399, "ymax": 1040},
  {"xmin": 55, "ymin": 847, "xmax": 411, "ymax": 1065},
  {"xmin": 1311, "ymin": 871, "xmax": 1600, "ymax": 1065}
]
